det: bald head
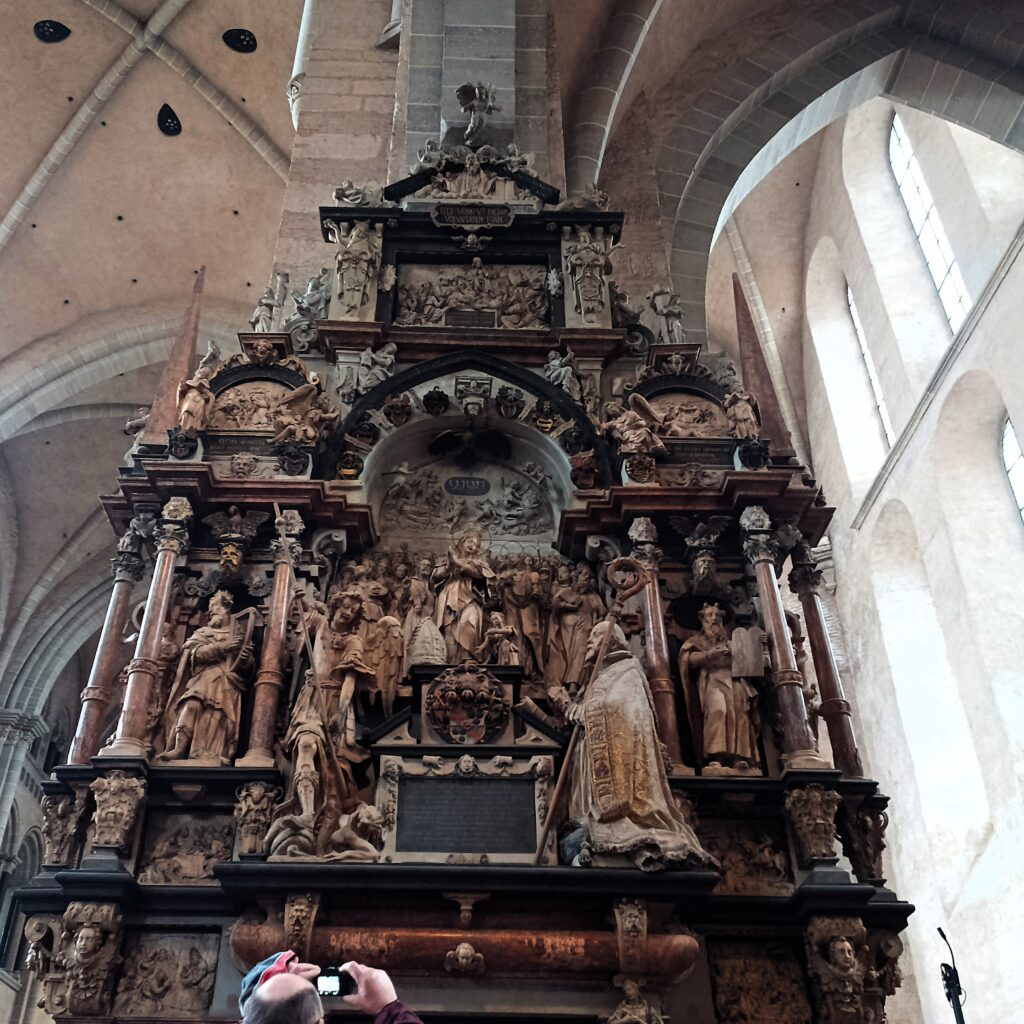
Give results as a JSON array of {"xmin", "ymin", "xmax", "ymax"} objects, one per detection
[{"xmin": 243, "ymin": 973, "xmax": 323, "ymax": 1024}]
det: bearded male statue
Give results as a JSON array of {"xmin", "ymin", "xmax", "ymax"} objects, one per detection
[
  {"xmin": 550, "ymin": 620, "xmax": 713, "ymax": 871},
  {"xmin": 679, "ymin": 603, "xmax": 761, "ymax": 775}
]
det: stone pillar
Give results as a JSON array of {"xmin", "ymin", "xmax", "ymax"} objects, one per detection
[
  {"xmin": 98, "ymin": 500, "xmax": 192, "ymax": 760},
  {"xmin": 740, "ymin": 507, "xmax": 828, "ymax": 770},
  {"xmin": 789, "ymin": 546, "xmax": 864, "ymax": 778},
  {"xmin": 627, "ymin": 518, "xmax": 685, "ymax": 767},
  {"xmin": 238, "ymin": 519, "xmax": 303, "ymax": 768},
  {"xmin": 68, "ymin": 540, "xmax": 146, "ymax": 765}
]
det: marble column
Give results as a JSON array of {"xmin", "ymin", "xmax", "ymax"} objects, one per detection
[
  {"xmin": 238, "ymin": 523, "xmax": 303, "ymax": 768},
  {"xmin": 628, "ymin": 518, "xmax": 685, "ymax": 768},
  {"xmin": 68, "ymin": 542, "xmax": 146, "ymax": 765},
  {"xmin": 98, "ymin": 501, "xmax": 191, "ymax": 760},
  {"xmin": 789, "ymin": 547, "xmax": 864, "ymax": 778},
  {"xmin": 740, "ymin": 507, "xmax": 828, "ymax": 770}
]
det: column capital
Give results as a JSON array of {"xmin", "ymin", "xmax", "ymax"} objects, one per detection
[
  {"xmin": 154, "ymin": 520, "xmax": 190, "ymax": 556},
  {"xmin": 742, "ymin": 533, "xmax": 779, "ymax": 564},
  {"xmin": 788, "ymin": 563, "xmax": 823, "ymax": 596},
  {"xmin": 111, "ymin": 551, "xmax": 146, "ymax": 582}
]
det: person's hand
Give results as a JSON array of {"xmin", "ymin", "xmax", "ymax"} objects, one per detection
[
  {"xmin": 286, "ymin": 959, "xmax": 320, "ymax": 980},
  {"xmin": 339, "ymin": 962, "xmax": 397, "ymax": 1015}
]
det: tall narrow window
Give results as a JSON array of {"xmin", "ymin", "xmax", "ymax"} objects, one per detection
[
  {"xmin": 847, "ymin": 286, "xmax": 896, "ymax": 447},
  {"xmin": 1002, "ymin": 419, "xmax": 1024, "ymax": 523},
  {"xmin": 888, "ymin": 113, "xmax": 972, "ymax": 333}
]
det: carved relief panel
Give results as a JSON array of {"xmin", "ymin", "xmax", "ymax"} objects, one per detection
[
  {"xmin": 112, "ymin": 932, "xmax": 218, "ymax": 1016},
  {"xmin": 709, "ymin": 941, "xmax": 813, "ymax": 1024},
  {"xmin": 137, "ymin": 813, "xmax": 233, "ymax": 884}
]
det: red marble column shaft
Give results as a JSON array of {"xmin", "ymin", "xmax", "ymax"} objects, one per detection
[
  {"xmin": 68, "ymin": 566, "xmax": 139, "ymax": 764},
  {"xmin": 794, "ymin": 578, "xmax": 864, "ymax": 777},
  {"xmin": 642, "ymin": 572, "xmax": 684, "ymax": 765},
  {"xmin": 99, "ymin": 519, "xmax": 188, "ymax": 759},
  {"xmin": 238, "ymin": 545, "xmax": 295, "ymax": 767}
]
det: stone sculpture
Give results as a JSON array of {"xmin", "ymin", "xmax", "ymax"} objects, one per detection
[
  {"xmin": 647, "ymin": 287, "xmax": 685, "ymax": 344},
  {"xmin": 445, "ymin": 941, "xmax": 485, "ymax": 974},
  {"xmin": 600, "ymin": 395, "xmax": 668, "ymax": 456},
  {"xmin": 425, "ymin": 664, "xmax": 510, "ymax": 744},
  {"xmin": 44, "ymin": 903, "xmax": 124, "ymax": 1016},
  {"xmin": 270, "ymin": 384, "xmax": 340, "ymax": 447},
  {"xmin": 335, "ymin": 222, "xmax": 380, "ymax": 317},
  {"xmin": 604, "ymin": 979, "xmax": 666, "ymax": 1024},
  {"xmin": 322, "ymin": 802, "xmax": 385, "ymax": 862},
  {"xmin": 679, "ymin": 603, "xmax": 761, "ymax": 775},
  {"xmin": 456, "ymin": 81, "xmax": 499, "ymax": 146},
  {"xmin": 501, "ymin": 553, "xmax": 545, "ymax": 677},
  {"xmin": 564, "ymin": 229, "xmax": 612, "ymax": 323},
  {"xmin": 90, "ymin": 771, "xmax": 146, "ymax": 850},
  {"xmin": 249, "ymin": 286, "xmax": 276, "ymax": 332},
  {"xmin": 724, "ymin": 383, "xmax": 761, "ymax": 439},
  {"xmin": 41, "ymin": 793, "xmax": 84, "ymax": 867},
  {"xmin": 431, "ymin": 528, "xmax": 497, "ymax": 662},
  {"xmin": 711, "ymin": 944, "xmax": 813, "ymax": 1024},
  {"xmin": 549, "ymin": 620, "xmax": 712, "ymax": 870},
  {"xmin": 544, "ymin": 564, "xmax": 606, "ymax": 687},
  {"xmin": 427, "ymin": 150, "xmax": 497, "ymax": 198},
  {"xmin": 157, "ymin": 592, "xmax": 256, "ymax": 765},
  {"xmin": 138, "ymin": 820, "xmax": 232, "ymax": 884},
  {"xmin": 543, "ymin": 348, "xmax": 585, "ymax": 402},
  {"xmin": 785, "ymin": 786, "xmax": 841, "ymax": 865},
  {"xmin": 234, "ymin": 781, "xmax": 282, "ymax": 857},
  {"xmin": 293, "ymin": 268, "xmax": 332, "ymax": 320},
  {"xmin": 175, "ymin": 341, "xmax": 220, "ymax": 433},
  {"xmin": 805, "ymin": 917, "xmax": 868, "ymax": 1024},
  {"xmin": 113, "ymin": 938, "xmax": 217, "ymax": 1016},
  {"xmin": 266, "ymin": 589, "xmax": 377, "ymax": 858},
  {"xmin": 474, "ymin": 611, "xmax": 520, "ymax": 666}
]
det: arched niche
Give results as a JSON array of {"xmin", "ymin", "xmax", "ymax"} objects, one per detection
[
  {"xmin": 932, "ymin": 369, "xmax": 1024, "ymax": 793},
  {"xmin": 868, "ymin": 498, "xmax": 990, "ymax": 887},
  {"xmin": 362, "ymin": 413, "xmax": 578, "ymax": 552},
  {"xmin": 804, "ymin": 234, "xmax": 886, "ymax": 501}
]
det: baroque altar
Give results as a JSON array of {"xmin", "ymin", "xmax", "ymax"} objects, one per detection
[{"xmin": 17, "ymin": 131, "xmax": 911, "ymax": 1024}]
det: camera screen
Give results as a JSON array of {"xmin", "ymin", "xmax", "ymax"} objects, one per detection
[{"xmin": 316, "ymin": 968, "xmax": 355, "ymax": 998}]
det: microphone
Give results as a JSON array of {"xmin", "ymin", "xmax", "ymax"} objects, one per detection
[{"xmin": 938, "ymin": 927, "xmax": 966, "ymax": 1024}]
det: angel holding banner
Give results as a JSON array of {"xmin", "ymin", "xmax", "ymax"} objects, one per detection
[{"xmin": 157, "ymin": 591, "xmax": 257, "ymax": 765}]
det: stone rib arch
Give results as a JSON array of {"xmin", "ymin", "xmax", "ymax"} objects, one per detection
[
  {"xmin": 656, "ymin": 27, "xmax": 1024, "ymax": 344},
  {"xmin": 334, "ymin": 348, "xmax": 615, "ymax": 487}
]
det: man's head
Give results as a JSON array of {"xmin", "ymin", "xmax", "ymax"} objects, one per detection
[{"xmin": 243, "ymin": 973, "xmax": 323, "ymax": 1024}]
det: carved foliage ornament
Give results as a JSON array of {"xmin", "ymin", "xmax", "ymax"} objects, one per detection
[
  {"xmin": 89, "ymin": 771, "xmax": 146, "ymax": 850},
  {"xmin": 784, "ymin": 785, "xmax": 840, "ymax": 865}
]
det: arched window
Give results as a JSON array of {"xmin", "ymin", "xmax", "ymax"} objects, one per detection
[
  {"xmin": 846, "ymin": 286, "xmax": 896, "ymax": 447},
  {"xmin": 888, "ymin": 112, "xmax": 972, "ymax": 333},
  {"xmin": 1002, "ymin": 419, "xmax": 1024, "ymax": 522}
]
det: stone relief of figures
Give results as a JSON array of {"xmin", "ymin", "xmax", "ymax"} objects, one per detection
[
  {"xmin": 394, "ymin": 262, "xmax": 548, "ymax": 329},
  {"xmin": 113, "ymin": 934, "xmax": 217, "ymax": 1017},
  {"xmin": 548, "ymin": 620, "xmax": 714, "ymax": 870},
  {"xmin": 679, "ymin": 603, "xmax": 762, "ymax": 776},
  {"xmin": 266, "ymin": 588, "xmax": 380, "ymax": 860},
  {"xmin": 600, "ymin": 391, "xmax": 733, "ymax": 458},
  {"xmin": 156, "ymin": 591, "xmax": 258, "ymax": 765},
  {"xmin": 207, "ymin": 380, "xmax": 340, "ymax": 447},
  {"xmin": 328, "ymin": 544, "xmax": 606, "ymax": 685},
  {"xmin": 175, "ymin": 340, "xmax": 221, "ymax": 433},
  {"xmin": 710, "ymin": 943, "xmax": 814, "ymax": 1024},
  {"xmin": 563, "ymin": 228, "xmax": 615, "ymax": 325},
  {"xmin": 338, "ymin": 341, "xmax": 398, "ymax": 400},
  {"xmin": 379, "ymin": 462, "xmax": 554, "ymax": 538},
  {"xmin": 328, "ymin": 221, "xmax": 381, "ymax": 319},
  {"xmin": 600, "ymin": 396, "xmax": 668, "ymax": 456},
  {"xmin": 138, "ymin": 818, "xmax": 232, "ymax": 884},
  {"xmin": 700, "ymin": 822, "xmax": 793, "ymax": 896}
]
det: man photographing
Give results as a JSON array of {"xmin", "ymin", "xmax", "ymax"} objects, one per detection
[{"xmin": 240, "ymin": 953, "xmax": 423, "ymax": 1024}]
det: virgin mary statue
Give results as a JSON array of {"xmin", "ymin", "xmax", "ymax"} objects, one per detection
[{"xmin": 553, "ymin": 620, "xmax": 714, "ymax": 871}]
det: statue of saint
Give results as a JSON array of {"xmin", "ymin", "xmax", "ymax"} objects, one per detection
[
  {"xmin": 474, "ymin": 611, "xmax": 519, "ymax": 666},
  {"xmin": 724, "ymin": 383, "xmax": 760, "ymax": 439},
  {"xmin": 604, "ymin": 979, "xmax": 666, "ymax": 1024},
  {"xmin": 176, "ymin": 366, "xmax": 215, "ymax": 433},
  {"xmin": 502, "ymin": 554, "xmax": 545, "ymax": 677},
  {"xmin": 565, "ymin": 229, "xmax": 611, "ymax": 322},
  {"xmin": 550, "ymin": 620, "xmax": 712, "ymax": 870},
  {"xmin": 248, "ymin": 286, "xmax": 276, "ymax": 332},
  {"xmin": 678, "ymin": 603, "xmax": 760, "ymax": 774},
  {"xmin": 336, "ymin": 222, "xmax": 379, "ymax": 317},
  {"xmin": 434, "ymin": 151, "xmax": 497, "ymax": 199},
  {"xmin": 544, "ymin": 348, "xmax": 584, "ymax": 401},
  {"xmin": 157, "ymin": 591, "xmax": 255, "ymax": 765},
  {"xmin": 355, "ymin": 341, "xmax": 397, "ymax": 394},
  {"xmin": 402, "ymin": 555, "xmax": 446, "ymax": 672},
  {"xmin": 267, "ymin": 588, "xmax": 377, "ymax": 859},
  {"xmin": 546, "ymin": 566, "xmax": 605, "ymax": 687},
  {"xmin": 431, "ymin": 528, "xmax": 496, "ymax": 662}
]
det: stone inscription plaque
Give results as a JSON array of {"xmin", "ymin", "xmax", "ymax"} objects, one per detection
[
  {"xmin": 395, "ymin": 776, "xmax": 536, "ymax": 854},
  {"xmin": 432, "ymin": 204, "xmax": 514, "ymax": 228}
]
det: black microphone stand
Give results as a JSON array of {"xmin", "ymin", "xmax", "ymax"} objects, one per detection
[{"xmin": 938, "ymin": 927, "xmax": 966, "ymax": 1024}]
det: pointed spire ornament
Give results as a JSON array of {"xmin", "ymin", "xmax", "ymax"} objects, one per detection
[{"xmin": 139, "ymin": 267, "xmax": 206, "ymax": 446}]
